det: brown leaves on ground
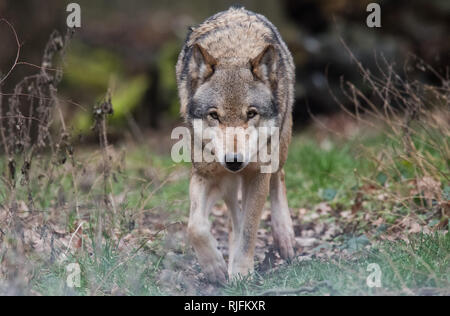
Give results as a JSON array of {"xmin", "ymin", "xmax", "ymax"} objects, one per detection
[
  {"xmin": 1, "ymin": 168, "xmax": 447, "ymax": 295},
  {"xmin": 412, "ymin": 176, "xmax": 443, "ymax": 206}
]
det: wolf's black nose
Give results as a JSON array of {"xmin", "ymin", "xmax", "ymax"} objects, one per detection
[{"xmin": 224, "ymin": 153, "xmax": 244, "ymax": 172}]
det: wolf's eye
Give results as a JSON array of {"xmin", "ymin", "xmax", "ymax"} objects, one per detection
[
  {"xmin": 208, "ymin": 111, "xmax": 219, "ymax": 121},
  {"xmin": 247, "ymin": 109, "xmax": 258, "ymax": 119}
]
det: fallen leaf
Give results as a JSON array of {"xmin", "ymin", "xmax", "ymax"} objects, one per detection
[
  {"xmin": 295, "ymin": 237, "xmax": 318, "ymax": 248},
  {"xmin": 315, "ymin": 202, "xmax": 332, "ymax": 215},
  {"xmin": 351, "ymin": 192, "xmax": 364, "ymax": 214}
]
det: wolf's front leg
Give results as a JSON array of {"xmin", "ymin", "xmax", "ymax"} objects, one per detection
[
  {"xmin": 223, "ymin": 176, "xmax": 242, "ymax": 276},
  {"xmin": 270, "ymin": 169, "xmax": 295, "ymax": 260},
  {"xmin": 228, "ymin": 172, "xmax": 271, "ymax": 278},
  {"xmin": 187, "ymin": 172, "xmax": 227, "ymax": 284}
]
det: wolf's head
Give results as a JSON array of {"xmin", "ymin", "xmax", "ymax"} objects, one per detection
[{"xmin": 188, "ymin": 44, "xmax": 280, "ymax": 173}]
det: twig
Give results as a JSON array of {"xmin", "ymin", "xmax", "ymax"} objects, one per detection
[
  {"xmin": 0, "ymin": 18, "xmax": 21, "ymax": 85},
  {"xmin": 64, "ymin": 221, "xmax": 85, "ymax": 256},
  {"xmin": 258, "ymin": 281, "xmax": 334, "ymax": 296}
]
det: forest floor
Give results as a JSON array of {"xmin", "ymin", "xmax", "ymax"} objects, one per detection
[{"xmin": 0, "ymin": 116, "xmax": 449, "ymax": 296}]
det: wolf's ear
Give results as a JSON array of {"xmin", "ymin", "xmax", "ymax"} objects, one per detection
[
  {"xmin": 250, "ymin": 45, "xmax": 277, "ymax": 89},
  {"xmin": 191, "ymin": 44, "xmax": 217, "ymax": 85}
]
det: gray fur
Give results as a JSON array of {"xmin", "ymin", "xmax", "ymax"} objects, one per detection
[{"xmin": 176, "ymin": 6, "xmax": 295, "ymax": 128}]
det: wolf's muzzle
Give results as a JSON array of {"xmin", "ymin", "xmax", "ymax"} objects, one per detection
[{"xmin": 224, "ymin": 153, "xmax": 244, "ymax": 172}]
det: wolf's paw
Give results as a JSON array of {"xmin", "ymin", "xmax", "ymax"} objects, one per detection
[
  {"xmin": 273, "ymin": 229, "xmax": 295, "ymax": 260},
  {"xmin": 229, "ymin": 264, "xmax": 254, "ymax": 281},
  {"xmin": 201, "ymin": 256, "xmax": 228, "ymax": 284}
]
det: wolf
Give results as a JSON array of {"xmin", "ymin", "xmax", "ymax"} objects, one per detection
[{"xmin": 176, "ymin": 6, "xmax": 296, "ymax": 283}]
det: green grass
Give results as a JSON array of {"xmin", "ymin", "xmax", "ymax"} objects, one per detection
[
  {"xmin": 32, "ymin": 241, "xmax": 165, "ymax": 296},
  {"xmin": 29, "ymin": 231, "xmax": 450, "ymax": 296},
  {"xmin": 284, "ymin": 136, "xmax": 370, "ymax": 209},
  {"xmin": 224, "ymin": 232, "xmax": 449, "ymax": 296}
]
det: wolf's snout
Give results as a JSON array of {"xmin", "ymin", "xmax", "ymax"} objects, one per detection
[{"xmin": 224, "ymin": 153, "xmax": 244, "ymax": 172}]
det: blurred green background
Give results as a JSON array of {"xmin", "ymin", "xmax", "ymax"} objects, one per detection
[{"xmin": 1, "ymin": 0, "xmax": 449, "ymax": 136}]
